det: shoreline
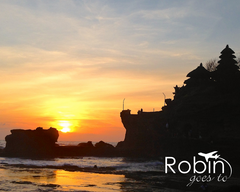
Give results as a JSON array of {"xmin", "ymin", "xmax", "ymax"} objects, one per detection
[{"xmin": 1, "ymin": 156, "xmax": 240, "ymax": 192}]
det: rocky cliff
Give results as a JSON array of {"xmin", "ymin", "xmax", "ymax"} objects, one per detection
[
  {"xmin": 4, "ymin": 127, "xmax": 59, "ymax": 157},
  {"xmin": 119, "ymin": 45, "xmax": 240, "ymax": 159},
  {"xmin": 2, "ymin": 128, "xmax": 118, "ymax": 158}
]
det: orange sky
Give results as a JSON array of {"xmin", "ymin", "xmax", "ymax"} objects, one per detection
[
  {"xmin": 0, "ymin": 46, "xmax": 186, "ymax": 141},
  {"xmin": 0, "ymin": 48, "xmax": 184, "ymax": 141},
  {"xmin": 1, "ymin": 1, "xmax": 240, "ymax": 141}
]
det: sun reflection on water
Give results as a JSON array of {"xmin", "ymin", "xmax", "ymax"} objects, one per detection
[
  {"xmin": 54, "ymin": 170, "xmax": 124, "ymax": 191},
  {"xmin": 0, "ymin": 166, "xmax": 124, "ymax": 192}
]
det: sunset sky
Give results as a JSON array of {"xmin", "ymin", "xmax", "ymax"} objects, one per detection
[{"xmin": 1, "ymin": 0, "xmax": 240, "ymax": 141}]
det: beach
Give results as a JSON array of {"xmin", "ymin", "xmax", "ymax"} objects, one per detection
[
  {"xmin": 0, "ymin": 140, "xmax": 165, "ymax": 192},
  {"xmin": 1, "ymin": 141, "xmax": 240, "ymax": 192}
]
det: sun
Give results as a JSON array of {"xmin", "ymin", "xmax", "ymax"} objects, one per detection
[
  {"xmin": 59, "ymin": 121, "xmax": 71, "ymax": 133},
  {"xmin": 61, "ymin": 127, "xmax": 71, "ymax": 133}
]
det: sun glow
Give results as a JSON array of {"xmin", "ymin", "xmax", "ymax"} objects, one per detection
[{"xmin": 59, "ymin": 120, "xmax": 72, "ymax": 133}]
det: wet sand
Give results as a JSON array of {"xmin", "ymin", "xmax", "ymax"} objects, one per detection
[
  {"xmin": 1, "ymin": 164, "xmax": 240, "ymax": 192},
  {"xmin": 0, "ymin": 166, "xmax": 125, "ymax": 191}
]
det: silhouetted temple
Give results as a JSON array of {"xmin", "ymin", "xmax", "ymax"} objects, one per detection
[
  {"xmin": 184, "ymin": 63, "xmax": 211, "ymax": 87},
  {"xmin": 213, "ymin": 45, "xmax": 240, "ymax": 87},
  {"xmin": 120, "ymin": 45, "xmax": 240, "ymax": 158}
]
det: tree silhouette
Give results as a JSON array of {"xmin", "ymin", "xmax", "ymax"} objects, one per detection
[
  {"xmin": 236, "ymin": 54, "xmax": 240, "ymax": 67},
  {"xmin": 204, "ymin": 59, "xmax": 218, "ymax": 72},
  {"xmin": 205, "ymin": 52, "xmax": 240, "ymax": 72}
]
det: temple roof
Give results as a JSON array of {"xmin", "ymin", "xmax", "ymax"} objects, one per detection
[
  {"xmin": 218, "ymin": 45, "xmax": 237, "ymax": 64},
  {"xmin": 186, "ymin": 63, "xmax": 210, "ymax": 78},
  {"xmin": 220, "ymin": 44, "xmax": 235, "ymax": 55}
]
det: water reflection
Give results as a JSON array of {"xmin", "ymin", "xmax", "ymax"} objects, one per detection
[
  {"xmin": 55, "ymin": 170, "xmax": 124, "ymax": 191},
  {"xmin": 0, "ymin": 166, "xmax": 125, "ymax": 191}
]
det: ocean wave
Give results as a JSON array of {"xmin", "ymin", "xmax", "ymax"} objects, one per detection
[{"xmin": 0, "ymin": 156, "xmax": 164, "ymax": 174}]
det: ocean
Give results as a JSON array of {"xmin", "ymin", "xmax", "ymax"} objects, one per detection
[{"xmin": 0, "ymin": 140, "xmax": 239, "ymax": 192}]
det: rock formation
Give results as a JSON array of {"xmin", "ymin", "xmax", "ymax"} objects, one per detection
[
  {"xmin": 2, "ymin": 128, "xmax": 118, "ymax": 157},
  {"xmin": 55, "ymin": 141, "xmax": 116, "ymax": 157},
  {"xmin": 94, "ymin": 141, "xmax": 115, "ymax": 156},
  {"xmin": 4, "ymin": 127, "xmax": 59, "ymax": 157},
  {"xmin": 120, "ymin": 110, "xmax": 164, "ymax": 156}
]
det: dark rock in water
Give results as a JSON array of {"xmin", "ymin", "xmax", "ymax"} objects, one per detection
[
  {"xmin": 55, "ymin": 141, "xmax": 116, "ymax": 157},
  {"xmin": 4, "ymin": 127, "xmax": 58, "ymax": 157},
  {"xmin": 55, "ymin": 141, "xmax": 117, "ymax": 156},
  {"xmin": 2, "ymin": 127, "xmax": 119, "ymax": 157},
  {"xmin": 115, "ymin": 141, "xmax": 134, "ymax": 157},
  {"xmin": 95, "ymin": 141, "xmax": 114, "ymax": 149},
  {"xmin": 55, "ymin": 145, "xmax": 85, "ymax": 157},
  {"xmin": 94, "ymin": 141, "xmax": 115, "ymax": 156},
  {"xmin": 78, "ymin": 141, "xmax": 94, "ymax": 148},
  {"xmin": 39, "ymin": 184, "xmax": 60, "ymax": 188},
  {"xmin": 77, "ymin": 141, "xmax": 94, "ymax": 155},
  {"xmin": 116, "ymin": 141, "xmax": 124, "ymax": 149},
  {"xmin": 0, "ymin": 147, "xmax": 4, "ymax": 156},
  {"xmin": 12, "ymin": 181, "xmax": 33, "ymax": 185},
  {"xmin": 55, "ymin": 141, "xmax": 95, "ymax": 157}
]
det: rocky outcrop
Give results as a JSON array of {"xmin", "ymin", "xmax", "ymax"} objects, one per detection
[
  {"xmin": 55, "ymin": 141, "xmax": 117, "ymax": 157},
  {"xmin": 94, "ymin": 141, "xmax": 115, "ymax": 156},
  {"xmin": 0, "ymin": 147, "xmax": 3, "ymax": 156},
  {"xmin": 120, "ymin": 110, "xmax": 165, "ymax": 156},
  {"xmin": 119, "ymin": 45, "xmax": 240, "ymax": 158},
  {"xmin": 55, "ymin": 141, "xmax": 95, "ymax": 157},
  {"xmin": 78, "ymin": 141, "xmax": 94, "ymax": 148},
  {"xmin": 2, "ymin": 129, "xmax": 119, "ymax": 157},
  {"xmin": 4, "ymin": 127, "xmax": 59, "ymax": 157}
]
